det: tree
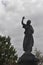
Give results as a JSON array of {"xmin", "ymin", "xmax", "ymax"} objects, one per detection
[
  {"xmin": 0, "ymin": 36, "xmax": 18, "ymax": 65},
  {"xmin": 34, "ymin": 48, "xmax": 43, "ymax": 65}
]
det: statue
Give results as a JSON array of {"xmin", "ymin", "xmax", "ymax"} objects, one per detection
[
  {"xmin": 18, "ymin": 16, "xmax": 39, "ymax": 65},
  {"xmin": 21, "ymin": 16, "xmax": 34, "ymax": 52}
]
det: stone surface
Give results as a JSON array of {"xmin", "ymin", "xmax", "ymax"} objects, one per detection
[{"xmin": 18, "ymin": 52, "xmax": 39, "ymax": 65}]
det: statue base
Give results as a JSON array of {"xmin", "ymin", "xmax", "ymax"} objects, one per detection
[{"xmin": 18, "ymin": 52, "xmax": 39, "ymax": 65}]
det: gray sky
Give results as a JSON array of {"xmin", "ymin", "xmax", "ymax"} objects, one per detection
[{"xmin": 0, "ymin": 0, "xmax": 43, "ymax": 57}]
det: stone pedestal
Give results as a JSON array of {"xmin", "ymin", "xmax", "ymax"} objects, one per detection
[{"xmin": 18, "ymin": 52, "xmax": 39, "ymax": 65}]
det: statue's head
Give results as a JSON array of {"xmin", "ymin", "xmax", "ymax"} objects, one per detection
[{"xmin": 27, "ymin": 20, "xmax": 31, "ymax": 25}]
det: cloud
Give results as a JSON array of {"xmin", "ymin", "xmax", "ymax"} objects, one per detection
[
  {"xmin": 0, "ymin": 0, "xmax": 24, "ymax": 35},
  {"xmin": 20, "ymin": 0, "xmax": 43, "ymax": 16},
  {"xmin": 0, "ymin": 0, "xmax": 25, "ymax": 30},
  {"xmin": 2, "ymin": 0, "xmax": 24, "ymax": 13}
]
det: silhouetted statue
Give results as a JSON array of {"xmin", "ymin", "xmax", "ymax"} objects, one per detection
[
  {"xmin": 21, "ymin": 16, "xmax": 34, "ymax": 52},
  {"xmin": 18, "ymin": 17, "xmax": 39, "ymax": 65}
]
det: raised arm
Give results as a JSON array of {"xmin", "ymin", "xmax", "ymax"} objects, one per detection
[
  {"xmin": 21, "ymin": 16, "xmax": 25, "ymax": 25},
  {"xmin": 21, "ymin": 16, "xmax": 26, "ymax": 28}
]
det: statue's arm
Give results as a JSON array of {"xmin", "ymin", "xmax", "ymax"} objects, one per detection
[{"xmin": 21, "ymin": 16, "xmax": 26, "ymax": 28}]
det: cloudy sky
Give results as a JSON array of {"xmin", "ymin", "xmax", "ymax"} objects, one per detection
[{"xmin": 0, "ymin": 0, "xmax": 43, "ymax": 57}]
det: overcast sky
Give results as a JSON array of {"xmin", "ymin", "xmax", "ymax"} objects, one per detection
[{"xmin": 0, "ymin": 0, "xmax": 43, "ymax": 57}]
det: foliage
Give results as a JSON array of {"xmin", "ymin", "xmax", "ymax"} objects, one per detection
[
  {"xmin": 34, "ymin": 48, "xmax": 43, "ymax": 65},
  {"xmin": 0, "ymin": 36, "xmax": 18, "ymax": 65}
]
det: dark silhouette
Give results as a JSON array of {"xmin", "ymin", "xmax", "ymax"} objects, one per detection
[
  {"xmin": 18, "ymin": 52, "xmax": 39, "ymax": 65},
  {"xmin": 18, "ymin": 16, "xmax": 39, "ymax": 65},
  {"xmin": 21, "ymin": 16, "xmax": 34, "ymax": 52}
]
